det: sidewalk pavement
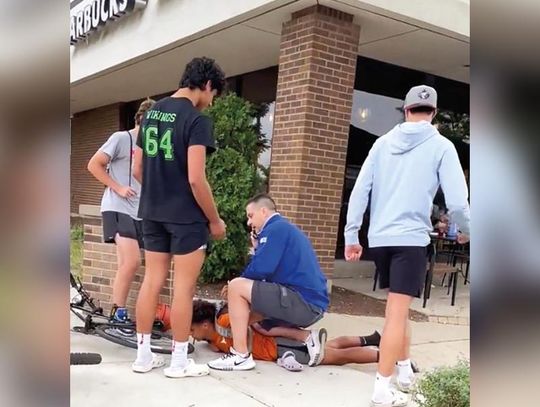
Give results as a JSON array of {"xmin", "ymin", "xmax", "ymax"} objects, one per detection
[{"xmin": 70, "ymin": 312, "xmax": 469, "ymax": 407}]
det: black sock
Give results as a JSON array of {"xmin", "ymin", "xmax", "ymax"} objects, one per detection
[{"xmin": 360, "ymin": 331, "xmax": 381, "ymax": 347}]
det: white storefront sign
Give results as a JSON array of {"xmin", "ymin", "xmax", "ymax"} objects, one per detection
[{"xmin": 70, "ymin": 0, "xmax": 147, "ymax": 45}]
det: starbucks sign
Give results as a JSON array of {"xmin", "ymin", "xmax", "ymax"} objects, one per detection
[{"xmin": 70, "ymin": 0, "xmax": 148, "ymax": 45}]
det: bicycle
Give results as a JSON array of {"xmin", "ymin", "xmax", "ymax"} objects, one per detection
[{"xmin": 70, "ymin": 272, "xmax": 194, "ymax": 355}]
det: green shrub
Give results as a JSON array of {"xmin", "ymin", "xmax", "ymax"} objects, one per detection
[
  {"xmin": 200, "ymin": 94, "xmax": 268, "ymax": 282},
  {"xmin": 413, "ymin": 360, "xmax": 470, "ymax": 407},
  {"xmin": 70, "ymin": 226, "xmax": 84, "ymax": 277}
]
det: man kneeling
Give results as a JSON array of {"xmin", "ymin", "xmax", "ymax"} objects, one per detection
[
  {"xmin": 194, "ymin": 300, "xmax": 380, "ymax": 368},
  {"xmin": 207, "ymin": 194, "xmax": 330, "ymax": 371}
]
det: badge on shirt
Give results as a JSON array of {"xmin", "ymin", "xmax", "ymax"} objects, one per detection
[{"xmin": 260, "ymin": 237, "xmax": 267, "ymax": 244}]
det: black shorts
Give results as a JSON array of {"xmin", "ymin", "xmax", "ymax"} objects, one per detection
[
  {"xmin": 102, "ymin": 211, "xmax": 143, "ymax": 248},
  {"xmin": 371, "ymin": 246, "xmax": 428, "ymax": 298},
  {"xmin": 142, "ymin": 220, "xmax": 209, "ymax": 255},
  {"xmin": 251, "ymin": 281, "xmax": 324, "ymax": 329}
]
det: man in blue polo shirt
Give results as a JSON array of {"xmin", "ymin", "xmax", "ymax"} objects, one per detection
[{"xmin": 207, "ymin": 194, "xmax": 329, "ymax": 371}]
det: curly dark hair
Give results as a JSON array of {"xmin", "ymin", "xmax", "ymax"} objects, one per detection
[
  {"xmin": 179, "ymin": 57, "xmax": 226, "ymax": 95},
  {"xmin": 192, "ymin": 300, "xmax": 218, "ymax": 324}
]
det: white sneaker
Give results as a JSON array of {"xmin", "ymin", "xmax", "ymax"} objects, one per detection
[
  {"xmin": 396, "ymin": 375, "xmax": 416, "ymax": 393},
  {"xmin": 164, "ymin": 359, "xmax": 210, "ymax": 378},
  {"xmin": 370, "ymin": 389, "xmax": 409, "ymax": 407},
  {"xmin": 305, "ymin": 328, "xmax": 327, "ymax": 366},
  {"xmin": 132, "ymin": 353, "xmax": 165, "ymax": 373},
  {"xmin": 207, "ymin": 349, "xmax": 256, "ymax": 371}
]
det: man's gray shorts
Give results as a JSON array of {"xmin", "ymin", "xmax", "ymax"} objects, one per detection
[{"xmin": 251, "ymin": 281, "xmax": 324, "ymax": 330}]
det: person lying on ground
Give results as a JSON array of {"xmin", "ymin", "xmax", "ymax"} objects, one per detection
[{"xmin": 192, "ymin": 300, "xmax": 381, "ymax": 370}]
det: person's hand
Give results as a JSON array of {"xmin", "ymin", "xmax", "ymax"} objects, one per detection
[
  {"xmin": 457, "ymin": 233, "xmax": 470, "ymax": 244},
  {"xmin": 250, "ymin": 231, "xmax": 258, "ymax": 249},
  {"xmin": 345, "ymin": 244, "xmax": 363, "ymax": 262},
  {"xmin": 115, "ymin": 185, "xmax": 137, "ymax": 198},
  {"xmin": 220, "ymin": 283, "xmax": 228, "ymax": 299},
  {"xmin": 210, "ymin": 218, "xmax": 226, "ymax": 240}
]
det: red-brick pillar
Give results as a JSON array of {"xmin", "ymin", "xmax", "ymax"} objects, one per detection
[
  {"xmin": 80, "ymin": 213, "xmax": 173, "ymax": 316},
  {"xmin": 269, "ymin": 5, "xmax": 360, "ymax": 282},
  {"xmin": 70, "ymin": 103, "xmax": 122, "ymax": 213}
]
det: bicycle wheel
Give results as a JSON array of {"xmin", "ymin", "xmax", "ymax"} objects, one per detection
[
  {"xmin": 95, "ymin": 325, "xmax": 194, "ymax": 355},
  {"xmin": 70, "ymin": 352, "xmax": 102, "ymax": 365}
]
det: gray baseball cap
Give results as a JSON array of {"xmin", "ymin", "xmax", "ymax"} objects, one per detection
[{"xmin": 404, "ymin": 85, "xmax": 437, "ymax": 110}]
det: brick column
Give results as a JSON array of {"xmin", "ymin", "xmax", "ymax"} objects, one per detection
[
  {"xmin": 269, "ymin": 5, "xmax": 360, "ymax": 280},
  {"xmin": 80, "ymin": 213, "xmax": 173, "ymax": 316},
  {"xmin": 70, "ymin": 103, "xmax": 122, "ymax": 214}
]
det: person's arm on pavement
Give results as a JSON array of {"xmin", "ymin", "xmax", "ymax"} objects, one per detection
[{"xmin": 438, "ymin": 144, "xmax": 470, "ymax": 240}]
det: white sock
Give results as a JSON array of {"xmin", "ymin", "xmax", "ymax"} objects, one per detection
[
  {"xmin": 231, "ymin": 347, "xmax": 249, "ymax": 358},
  {"xmin": 397, "ymin": 359, "xmax": 414, "ymax": 383},
  {"xmin": 169, "ymin": 341, "xmax": 189, "ymax": 369},
  {"xmin": 372, "ymin": 372, "xmax": 392, "ymax": 403},
  {"xmin": 136, "ymin": 333, "xmax": 152, "ymax": 363}
]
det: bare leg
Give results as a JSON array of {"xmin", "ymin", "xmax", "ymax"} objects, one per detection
[
  {"xmin": 399, "ymin": 320, "xmax": 411, "ymax": 361},
  {"xmin": 112, "ymin": 234, "xmax": 141, "ymax": 306},
  {"xmin": 170, "ymin": 250, "xmax": 205, "ymax": 341},
  {"xmin": 378, "ymin": 292, "xmax": 413, "ymax": 376},
  {"xmin": 227, "ymin": 277, "xmax": 255, "ymax": 354},
  {"xmin": 326, "ymin": 336, "xmax": 363, "ymax": 349},
  {"xmin": 320, "ymin": 346, "xmax": 378, "ymax": 366},
  {"xmin": 135, "ymin": 251, "xmax": 170, "ymax": 333}
]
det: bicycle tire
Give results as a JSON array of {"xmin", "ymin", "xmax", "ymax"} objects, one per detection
[
  {"xmin": 95, "ymin": 325, "xmax": 194, "ymax": 355},
  {"xmin": 70, "ymin": 352, "xmax": 102, "ymax": 365}
]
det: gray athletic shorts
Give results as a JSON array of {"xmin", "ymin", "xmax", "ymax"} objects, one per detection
[
  {"xmin": 251, "ymin": 281, "xmax": 324, "ymax": 330},
  {"xmin": 276, "ymin": 337, "xmax": 310, "ymax": 364}
]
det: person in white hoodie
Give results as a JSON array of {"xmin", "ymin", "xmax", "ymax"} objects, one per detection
[{"xmin": 344, "ymin": 85, "xmax": 470, "ymax": 407}]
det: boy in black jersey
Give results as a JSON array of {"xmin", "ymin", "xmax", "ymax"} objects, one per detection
[{"xmin": 131, "ymin": 57, "xmax": 227, "ymax": 378}]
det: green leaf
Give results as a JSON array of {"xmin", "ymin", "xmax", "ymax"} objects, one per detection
[{"xmin": 199, "ymin": 93, "xmax": 267, "ymax": 283}]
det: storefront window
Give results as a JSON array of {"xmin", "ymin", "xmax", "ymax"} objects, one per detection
[{"xmin": 335, "ymin": 56, "xmax": 470, "ymax": 259}]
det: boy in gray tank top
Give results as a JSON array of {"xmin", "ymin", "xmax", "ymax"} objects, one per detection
[{"xmin": 87, "ymin": 98, "xmax": 155, "ymax": 325}]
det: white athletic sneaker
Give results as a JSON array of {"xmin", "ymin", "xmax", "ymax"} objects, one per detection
[
  {"xmin": 305, "ymin": 328, "xmax": 327, "ymax": 366},
  {"xmin": 164, "ymin": 359, "xmax": 210, "ymax": 378},
  {"xmin": 370, "ymin": 389, "xmax": 409, "ymax": 407},
  {"xmin": 132, "ymin": 353, "xmax": 165, "ymax": 373},
  {"xmin": 207, "ymin": 348, "xmax": 256, "ymax": 371},
  {"xmin": 396, "ymin": 374, "xmax": 416, "ymax": 393}
]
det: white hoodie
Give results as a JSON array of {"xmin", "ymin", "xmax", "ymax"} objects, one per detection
[{"xmin": 345, "ymin": 121, "xmax": 470, "ymax": 248}]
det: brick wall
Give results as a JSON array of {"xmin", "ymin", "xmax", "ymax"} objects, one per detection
[
  {"xmin": 269, "ymin": 5, "xmax": 360, "ymax": 279},
  {"xmin": 81, "ymin": 215, "xmax": 173, "ymax": 316},
  {"xmin": 71, "ymin": 104, "xmax": 122, "ymax": 214}
]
